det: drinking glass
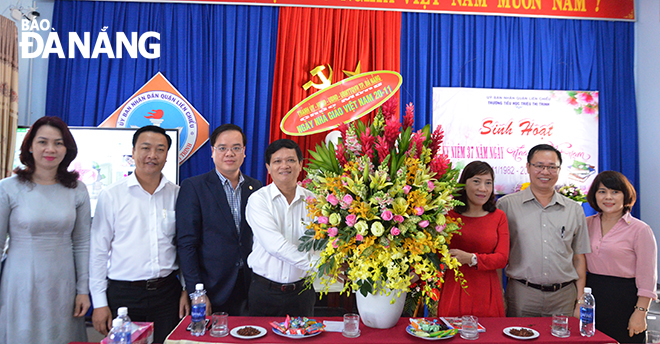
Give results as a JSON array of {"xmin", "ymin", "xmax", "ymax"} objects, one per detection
[
  {"xmin": 210, "ymin": 312, "xmax": 228, "ymax": 337},
  {"xmin": 647, "ymin": 330, "xmax": 660, "ymax": 343},
  {"xmin": 551, "ymin": 313, "xmax": 570, "ymax": 338},
  {"xmin": 342, "ymin": 313, "xmax": 361, "ymax": 338},
  {"xmin": 460, "ymin": 315, "xmax": 479, "ymax": 340}
]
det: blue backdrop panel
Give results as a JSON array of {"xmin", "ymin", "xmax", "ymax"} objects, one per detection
[
  {"xmin": 400, "ymin": 14, "xmax": 638, "ymax": 217},
  {"xmin": 46, "ymin": 1, "xmax": 279, "ymax": 183},
  {"xmin": 46, "ymin": 3, "xmax": 639, "ymax": 218}
]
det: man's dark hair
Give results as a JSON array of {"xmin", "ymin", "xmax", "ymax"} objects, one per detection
[
  {"xmin": 527, "ymin": 144, "xmax": 562, "ymax": 165},
  {"xmin": 210, "ymin": 124, "xmax": 247, "ymax": 147},
  {"xmin": 132, "ymin": 125, "xmax": 172, "ymax": 150},
  {"xmin": 265, "ymin": 139, "xmax": 303, "ymax": 165}
]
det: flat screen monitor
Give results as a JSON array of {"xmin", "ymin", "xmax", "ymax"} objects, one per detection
[{"xmin": 12, "ymin": 126, "xmax": 179, "ymax": 215}]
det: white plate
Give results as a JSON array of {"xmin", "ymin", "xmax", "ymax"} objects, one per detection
[
  {"xmin": 272, "ymin": 327, "xmax": 322, "ymax": 339},
  {"xmin": 230, "ymin": 325, "xmax": 267, "ymax": 339},
  {"xmin": 503, "ymin": 327, "xmax": 540, "ymax": 340},
  {"xmin": 406, "ymin": 325, "xmax": 457, "ymax": 340}
]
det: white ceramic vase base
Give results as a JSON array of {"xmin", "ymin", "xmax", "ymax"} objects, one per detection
[{"xmin": 356, "ymin": 290, "xmax": 407, "ymax": 329}]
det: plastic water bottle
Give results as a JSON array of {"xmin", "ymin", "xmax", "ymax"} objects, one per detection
[
  {"xmin": 579, "ymin": 287, "xmax": 596, "ymax": 337},
  {"xmin": 108, "ymin": 318, "xmax": 128, "ymax": 344},
  {"xmin": 190, "ymin": 283, "xmax": 207, "ymax": 336},
  {"xmin": 117, "ymin": 307, "xmax": 132, "ymax": 344}
]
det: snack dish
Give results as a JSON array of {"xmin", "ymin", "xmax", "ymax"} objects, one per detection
[
  {"xmin": 230, "ymin": 325, "xmax": 267, "ymax": 339},
  {"xmin": 406, "ymin": 325, "xmax": 457, "ymax": 340},
  {"xmin": 270, "ymin": 315, "xmax": 325, "ymax": 337},
  {"xmin": 503, "ymin": 327, "xmax": 540, "ymax": 340},
  {"xmin": 272, "ymin": 327, "xmax": 323, "ymax": 339},
  {"xmin": 406, "ymin": 318, "xmax": 457, "ymax": 340}
]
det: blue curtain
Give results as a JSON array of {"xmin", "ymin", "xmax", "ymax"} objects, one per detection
[
  {"xmin": 401, "ymin": 14, "xmax": 638, "ymax": 217},
  {"xmin": 46, "ymin": 4, "xmax": 639, "ymax": 217},
  {"xmin": 46, "ymin": 1, "xmax": 279, "ymax": 182}
]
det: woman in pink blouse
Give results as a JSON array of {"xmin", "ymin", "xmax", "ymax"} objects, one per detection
[{"xmin": 585, "ymin": 171, "xmax": 657, "ymax": 343}]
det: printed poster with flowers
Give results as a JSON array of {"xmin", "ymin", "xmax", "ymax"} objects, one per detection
[{"xmin": 432, "ymin": 87, "xmax": 599, "ymax": 195}]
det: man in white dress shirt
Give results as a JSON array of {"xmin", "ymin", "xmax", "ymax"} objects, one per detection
[
  {"xmin": 89, "ymin": 126, "xmax": 189, "ymax": 343},
  {"xmin": 246, "ymin": 139, "xmax": 317, "ymax": 316}
]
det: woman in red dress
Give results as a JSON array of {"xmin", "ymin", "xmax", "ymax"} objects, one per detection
[{"xmin": 438, "ymin": 161, "xmax": 510, "ymax": 317}]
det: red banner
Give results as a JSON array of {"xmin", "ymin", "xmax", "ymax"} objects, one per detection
[
  {"xmin": 135, "ymin": 0, "xmax": 634, "ymax": 21},
  {"xmin": 280, "ymin": 71, "xmax": 402, "ymax": 136}
]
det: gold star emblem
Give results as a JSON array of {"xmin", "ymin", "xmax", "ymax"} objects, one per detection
[{"xmin": 343, "ymin": 61, "xmax": 362, "ymax": 77}]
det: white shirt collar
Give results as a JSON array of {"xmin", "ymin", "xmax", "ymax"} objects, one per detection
[
  {"xmin": 266, "ymin": 183, "xmax": 306, "ymax": 204},
  {"xmin": 127, "ymin": 171, "xmax": 170, "ymax": 194}
]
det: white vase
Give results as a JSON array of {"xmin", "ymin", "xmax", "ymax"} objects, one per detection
[{"xmin": 355, "ymin": 289, "xmax": 407, "ymax": 329}]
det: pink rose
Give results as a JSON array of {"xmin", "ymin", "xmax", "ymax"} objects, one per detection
[
  {"xmin": 435, "ymin": 224, "xmax": 446, "ymax": 232},
  {"xmin": 403, "ymin": 185, "xmax": 412, "ymax": 194},
  {"xmin": 345, "ymin": 214, "xmax": 357, "ymax": 227},
  {"xmin": 332, "ymin": 239, "xmax": 339, "ymax": 248},
  {"xmin": 342, "ymin": 194, "xmax": 354, "ymax": 205},
  {"xmin": 356, "ymin": 234, "xmax": 364, "ymax": 242},
  {"xmin": 419, "ymin": 220, "xmax": 429, "ymax": 228},
  {"xmin": 341, "ymin": 194, "xmax": 354, "ymax": 210},
  {"xmin": 393, "ymin": 215, "xmax": 404, "ymax": 223},
  {"xmin": 318, "ymin": 216, "xmax": 329, "ymax": 224},
  {"xmin": 326, "ymin": 193, "xmax": 339, "ymax": 206},
  {"xmin": 381, "ymin": 210, "xmax": 393, "ymax": 221},
  {"xmin": 306, "ymin": 196, "xmax": 315, "ymax": 203},
  {"xmin": 390, "ymin": 227, "xmax": 400, "ymax": 236},
  {"xmin": 327, "ymin": 227, "xmax": 338, "ymax": 237},
  {"xmin": 427, "ymin": 180, "xmax": 435, "ymax": 191},
  {"xmin": 415, "ymin": 207, "xmax": 424, "ymax": 216}
]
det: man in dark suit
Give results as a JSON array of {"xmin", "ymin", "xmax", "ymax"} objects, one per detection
[{"xmin": 176, "ymin": 124, "xmax": 262, "ymax": 315}]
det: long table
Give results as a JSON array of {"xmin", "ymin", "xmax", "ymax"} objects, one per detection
[{"xmin": 161, "ymin": 315, "xmax": 617, "ymax": 344}]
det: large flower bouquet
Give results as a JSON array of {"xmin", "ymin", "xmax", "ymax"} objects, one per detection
[{"xmin": 298, "ymin": 100, "xmax": 464, "ymax": 305}]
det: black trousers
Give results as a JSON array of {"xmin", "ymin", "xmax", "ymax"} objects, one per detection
[
  {"xmin": 107, "ymin": 273, "xmax": 181, "ymax": 344},
  {"xmin": 587, "ymin": 272, "xmax": 645, "ymax": 343},
  {"xmin": 212, "ymin": 268, "xmax": 250, "ymax": 316},
  {"xmin": 248, "ymin": 273, "xmax": 315, "ymax": 317}
]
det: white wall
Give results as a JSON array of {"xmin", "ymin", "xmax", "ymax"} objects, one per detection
[
  {"xmin": 635, "ymin": 0, "xmax": 660, "ymax": 279},
  {"xmin": 1, "ymin": 0, "xmax": 53, "ymax": 126}
]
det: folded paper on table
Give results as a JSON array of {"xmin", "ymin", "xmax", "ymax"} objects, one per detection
[
  {"xmin": 442, "ymin": 317, "xmax": 486, "ymax": 332},
  {"xmin": 322, "ymin": 320, "xmax": 344, "ymax": 332}
]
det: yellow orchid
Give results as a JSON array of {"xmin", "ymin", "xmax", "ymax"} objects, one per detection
[{"xmin": 299, "ymin": 103, "xmax": 464, "ymax": 309}]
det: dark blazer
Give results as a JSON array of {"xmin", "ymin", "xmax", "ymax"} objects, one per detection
[{"xmin": 176, "ymin": 170, "xmax": 262, "ymax": 308}]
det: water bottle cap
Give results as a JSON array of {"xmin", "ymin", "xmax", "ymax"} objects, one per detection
[
  {"xmin": 584, "ymin": 287, "xmax": 591, "ymax": 293},
  {"xmin": 112, "ymin": 318, "xmax": 123, "ymax": 328},
  {"xmin": 118, "ymin": 307, "xmax": 128, "ymax": 316},
  {"xmin": 196, "ymin": 283, "xmax": 204, "ymax": 291}
]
